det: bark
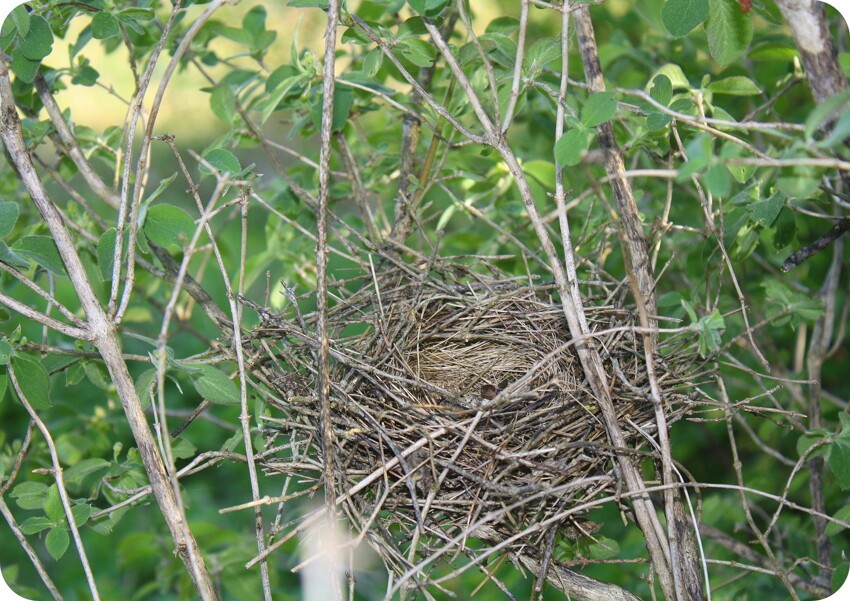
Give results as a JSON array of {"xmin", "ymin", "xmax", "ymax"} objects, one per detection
[{"xmin": 774, "ymin": 0, "xmax": 847, "ymax": 102}]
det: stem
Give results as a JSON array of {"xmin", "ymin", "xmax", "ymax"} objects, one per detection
[{"xmin": 0, "ymin": 53, "xmax": 219, "ymax": 601}]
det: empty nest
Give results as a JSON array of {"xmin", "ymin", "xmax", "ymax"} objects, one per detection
[{"xmin": 248, "ymin": 264, "xmax": 702, "ymax": 592}]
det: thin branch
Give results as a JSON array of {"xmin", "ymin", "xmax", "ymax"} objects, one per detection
[
  {"xmin": 0, "ymin": 52, "xmax": 219, "ymax": 601},
  {"xmin": 0, "ymin": 497, "xmax": 64, "ymax": 601},
  {"xmin": 781, "ymin": 216, "xmax": 850, "ymax": 272},
  {"xmin": 501, "ymin": 0, "xmax": 529, "ymax": 132},
  {"xmin": 9, "ymin": 366, "xmax": 101, "ymax": 601},
  {"xmin": 0, "ymin": 288, "xmax": 91, "ymax": 340}
]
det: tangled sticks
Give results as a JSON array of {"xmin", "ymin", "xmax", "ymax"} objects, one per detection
[{"xmin": 247, "ymin": 264, "xmax": 703, "ymax": 595}]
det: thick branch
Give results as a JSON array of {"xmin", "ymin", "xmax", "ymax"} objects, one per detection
[{"xmin": 774, "ymin": 0, "xmax": 847, "ymax": 103}]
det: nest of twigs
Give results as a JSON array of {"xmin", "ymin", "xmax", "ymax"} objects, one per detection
[{"xmin": 248, "ymin": 262, "xmax": 702, "ymax": 592}]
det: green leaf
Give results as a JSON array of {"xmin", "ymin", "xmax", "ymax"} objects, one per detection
[
  {"xmin": 650, "ymin": 74, "xmax": 673, "ymax": 106},
  {"xmin": 777, "ymin": 162, "xmax": 820, "ymax": 199},
  {"xmin": 220, "ymin": 430, "xmax": 243, "ymax": 453},
  {"xmin": 0, "ymin": 240, "xmax": 30, "ymax": 269},
  {"xmin": 210, "ymin": 85, "xmax": 237, "ymax": 124},
  {"xmin": 647, "ymin": 112, "xmax": 673, "ymax": 130},
  {"xmin": 64, "ymin": 458, "xmax": 110, "ymax": 487},
  {"xmin": 650, "ymin": 64, "xmax": 691, "ymax": 90},
  {"xmin": 115, "ymin": 7, "xmax": 154, "ymax": 23},
  {"xmin": 397, "ymin": 38, "xmax": 436, "ymax": 68},
  {"xmin": 833, "ymin": 562, "xmax": 850, "ymax": 594},
  {"xmin": 819, "ymin": 107, "xmax": 850, "ymax": 148},
  {"xmin": 10, "ymin": 481, "xmax": 48, "ymax": 510},
  {"xmin": 763, "ymin": 280, "xmax": 823, "ymax": 324},
  {"xmin": 771, "ymin": 207, "xmax": 796, "ymax": 249},
  {"xmin": 825, "ymin": 505, "xmax": 850, "ymax": 536},
  {"xmin": 523, "ymin": 160, "xmax": 556, "ymax": 187},
  {"xmin": 10, "ymin": 4, "xmax": 30, "ymax": 37},
  {"xmin": 707, "ymin": 76, "xmax": 761, "ymax": 95},
  {"xmin": 839, "ymin": 413, "xmax": 850, "ymax": 439},
  {"xmin": 0, "ymin": 339, "xmax": 11, "ymax": 365},
  {"xmin": 661, "ymin": 0, "xmax": 709, "ymax": 37},
  {"xmin": 287, "ymin": 0, "xmax": 330, "ymax": 7},
  {"xmin": 97, "ymin": 228, "xmax": 121, "ymax": 281},
  {"xmin": 10, "ymin": 48, "xmax": 40, "ymax": 84},
  {"xmin": 70, "ymin": 503, "xmax": 92, "ymax": 526},
  {"xmin": 0, "ymin": 201, "xmax": 18, "ymax": 239},
  {"xmin": 65, "ymin": 362, "xmax": 85, "ymax": 387},
  {"xmin": 171, "ymin": 436, "xmax": 197, "ymax": 460},
  {"xmin": 83, "ymin": 360, "xmax": 110, "ymax": 390},
  {"xmin": 805, "ymin": 89, "xmax": 850, "ymax": 137},
  {"xmin": 143, "ymin": 204, "xmax": 195, "ymax": 249},
  {"xmin": 18, "ymin": 15, "xmax": 53, "ymax": 61},
  {"xmin": 11, "ymin": 353, "xmax": 51, "ymax": 410},
  {"xmin": 486, "ymin": 17, "xmax": 519, "ymax": 35},
  {"xmin": 91, "ymin": 12, "xmax": 120, "ymax": 40},
  {"xmin": 525, "ymin": 37, "xmax": 561, "ymax": 74},
  {"xmin": 20, "ymin": 516, "xmax": 53, "ymax": 535},
  {"xmin": 581, "ymin": 92, "xmax": 617, "ymax": 127},
  {"xmin": 260, "ymin": 72, "xmax": 309, "ymax": 124},
  {"xmin": 310, "ymin": 85, "xmax": 353, "ymax": 133},
  {"xmin": 363, "ymin": 47, "xmax": 383, "ymax": 77},
  {"xmin": 134, "ymin": 368, "xmax": 157, "ymax": 410},
  {"xmin": 242, "ymin": 6, "xmax": 267, "ymax": 36},
  {"xmin": 12, "ymin": 236, "xmax": 67, "ymax": 276},
  {"xmin": 192, "ymin": 365, "xmax": 240, "ymax": 405},
  {"xmin": 705, "ymin": 0, "xmax": 753, "ymax": 66},
  {"xmin": 46, "ymin": 527, "xmax": 69, "ymax": 560},
  {"xmin": 704, "ymin": 164, "xmax": 731, "ymax": 197},
  {"xmin": 71, "ymin": 65, "xmax": 100, "ymax": 87},
  {"xmin": 140, "ymin": 172, "xmax": 178, "ymax": 218},
  {"xmin": 408, "ymin": 0, "xmax": 447, "ymax": 17},
  {"xmin": 554, "ymin": 128, "xmax": 592, "ymax": 167},
  {"xmin": 828, "ymin": 439, "xmax": 850, "ymax": 489},
  {"xmin": 43, "ymin": 484, "xmax": 63, "ymax": 522},
  {"xmin": 686, "ymin": 306, "xmax": 725, "ymax": 358},
  {"xmin": 749, "ymin": 192, "xmax": 785, "ymax": 226},
  {"xmin": 587, "ymin": 536, "xmax": 620, "ymax": 560},
  {"xmin": 201, "ymin": 148, "xmax": 242, "ymax": 175}
]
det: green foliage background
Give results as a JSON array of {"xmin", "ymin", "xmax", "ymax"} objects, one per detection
[{"xmin": 0, "ymin": 0, "xmax": 848, "ymax": 599}]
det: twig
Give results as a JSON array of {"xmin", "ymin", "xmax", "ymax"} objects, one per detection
[
  {"xmin": 0, "ymin": 52, "xmax": 219, "ymax": 601},
  {"xmin": 781, "ymin": 216, "xmax": 850, "ymax": 272},
  {"xmin": 0, "ymin": 288, "xmax": 91, "ymax": 340},
  {"xmin": 112, "ymin": 0, "xmax": 227, "ymax": 324},
  {"xmin": 34, "ymin": 75, "xmax": 120, "ymax": 209},
  {"xmin": 423, "ymin": 10, "xmax": 680, "ymax": 599},
  {"xmin": 501, "ymin": 0, "xmax": 529, "ymax": 132},
  {"xmin": 9, "ymin": 366, "xmax": 101, "ymax": 601},
  {"xmin": 0, "ymin": 497, "xmax": 63, "ymax": 601}
]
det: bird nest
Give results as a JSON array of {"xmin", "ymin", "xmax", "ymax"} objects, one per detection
[{"xmin": 247, "ymin": 263, "xmax": 703, "ymax": 592}]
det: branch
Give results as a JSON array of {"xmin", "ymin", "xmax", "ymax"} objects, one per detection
[
  {"xmin": 774, "ymin": 0, "xmax": 848, "ymax": 103},
  {"xmin": 781, "ymin": 216, "xmax": 850, "ymax": 272},
  {"xmin": 0, "ymin": 497, "xmax": 64, "ymax": 601},
  {"xmin": 9, "ymin": 365, "xmax": 101, "ymax": 601},
  {"xmin": 422, "ymin": 12, "xmax": 680, "ymax": 599},
  {"xmin": 0, "ymin": 53, "xmax": 220, "ymax": 601},
  {"xmin": 0, "ymin": 288, "xmax": 91, "ymax": 340},
  {"xmin": 318, "ymin": 1, "xmax": 343, "ymax": 599}
]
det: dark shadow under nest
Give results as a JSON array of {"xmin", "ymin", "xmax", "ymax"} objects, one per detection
[{"xmin": 245, "ymin": 263, "xmax": 707, "ymax": 596}]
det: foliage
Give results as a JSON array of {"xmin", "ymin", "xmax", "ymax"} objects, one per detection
[{"xmin": 0, "ymin": 0, "xmax": 848, "ymax": 599}]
